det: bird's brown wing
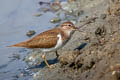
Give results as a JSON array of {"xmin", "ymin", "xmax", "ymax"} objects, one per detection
[
  {"xmin": 26, "ymin": 33, "xmax": 59, "ymax": 48},
  {"xmin": 9, "ymin": 28, "xmax": 60, "ymax": 48}
]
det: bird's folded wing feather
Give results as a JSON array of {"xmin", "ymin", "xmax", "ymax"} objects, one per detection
[
  {"xmin": 9, "ymin": 28, "xmax": 60, "ymax": 48},
  {"xmin": 26, "ymin": 33, "xmax": 59, "ymax": 48}
]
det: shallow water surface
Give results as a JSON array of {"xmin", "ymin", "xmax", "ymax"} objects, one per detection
[{"xmin": 0, "ymin": 0, "xmax": 56, "ymax": 80}]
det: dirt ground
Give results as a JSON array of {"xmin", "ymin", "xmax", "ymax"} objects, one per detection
[{"xmin": 25, "ymin": 0, "xmax": 120, "ymax": 80}]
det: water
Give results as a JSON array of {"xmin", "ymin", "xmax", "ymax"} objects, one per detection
[{"xmin": 0, "ymin": 0, "xmax": 56, "ymax": 79}]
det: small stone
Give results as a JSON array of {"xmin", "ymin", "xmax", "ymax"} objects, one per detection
[
  {"xmin": 26, "ymin": 30, "xmax": 36, "ymax": 37},
  {"xmin": 50, "ymin": 17, "xmax": 61, "ymax": 23},
  {"xmin": 100, "ymin": 14, "xmax": 107, "ymax": 19},
  {"xmin": 33, "ymin": 73, "xmax": 37, "ymax": 78},
  {"xmin": 99, "ymin": 38, "xmax": 105, "ymax": 44},
  {"xmin": 111, "ymin": 71, "xmax": 120, "ymax": 80},
  {"xmin": 95, "ymin": 26, "xmax": 106, "ymax": 37},
  {"xmin": 33, "ymin": 72, "xmax": 40, "ymax": 79},
  {"xmin": 28, "ymin": 56, "xmax": 33, "ymax": 61},
  {"xmin": 91, "ymin": 51, "xmax": 95, "ymax": 54},
  {"xmin": 50, "ymin": 4, "xmax": 61, "ymax": 12},
  {"xmin": 42, "ymin": 8, "xmax": 49, "ymax": 13},
  {"xmin": 112, "ymin": 38, "xmax": 115, "ymax": 41},
  {"xmin": 105, "ymin": 64, "xmax": 120, "ymax": 74},
  {"xmin": 20, "ymin": 73, "xmax": 24, "ymax": 77},
  {"xmin": 112, "ymin": 71, "xmax": 116, "ymax": 75},
  {"xmin": 33, "ymin": 13, "xmax": 42, "ymax": 17},
  {"xmin": 84, "ymin": 36, "xmax": 90, "ymax": 41}
]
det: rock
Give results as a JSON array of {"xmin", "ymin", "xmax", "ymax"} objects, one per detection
[
  {"xmin": 42, "ymin": 8, "xmax": 49, "ymax": 13},
  {"xmin": 50, "ymin": 4, "xmax": 61, "ymax": 12},
  {"xmin": 26, "ymin": 30, "xmax": 36, "ymax": 37},
  {"xmin": 95, "ymin": 26, "xmax": 106, "ymax": 37},
  {"xmin": 105, "ymin": 64, "xmax": 120, "ymax": 80},
  {"xmin": 50, "ymin": 17, "xmax": 61, "ymax": 23},
  {"xmin": 58, "ymin": 50, "xmax": 80, "ymax": 67},
  {"xmin": 20, "ymin": 73, "xmax": 24, "ymax": 77},
  {"xmin": 111, "ymin": 71, "xmax": 120, "ymax": 80},
  {"xmin": 105, "ymin": 64, "xmax": 120, "ymax": 73},
  {"xmin": 33, "ymin": 13, "xmax": 42, "ymax": 17},
  {"xmin": 38, "ymin": 1, "xmax": 50, "ymax": 6},
  {"xmin": 95, "ymin": 26, "xmax": 106, "ymax": 44},
  {"xmin": 100, "ymin": 14, "xmax": 107, "ymax": 19},
  {"xmin": 60, "ymin": 1, "xmax": 82, "ymax": 16},
  {"xmin": 33, "ymin": 72, "xmax": 40, "ymax": 80}
]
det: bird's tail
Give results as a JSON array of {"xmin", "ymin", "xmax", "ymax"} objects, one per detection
[{"xmin": 7, "ymin": 41, "xmax": 27, "ymax": 47}]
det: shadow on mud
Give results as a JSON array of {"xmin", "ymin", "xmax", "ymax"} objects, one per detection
[{"xmin": 74, "ymin": 43, "xmax": 87, "ymax": 51}]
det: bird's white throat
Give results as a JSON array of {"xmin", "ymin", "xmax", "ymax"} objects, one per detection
[{"xmin": 65, "ymin": 29, "xmax": 75, "ymax": 37}]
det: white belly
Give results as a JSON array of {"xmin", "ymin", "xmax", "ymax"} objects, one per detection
[{"xmin": 41, "ymin": 34, "xmax": 63, "ymax": 52}]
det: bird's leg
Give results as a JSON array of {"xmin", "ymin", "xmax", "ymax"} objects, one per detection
[
  {"xmin": 55, "ymin": 51, "xmax": 59, "ymax": 58},
  {"xmin": 42, "ymin": 53, "xmax": 50, "ymax": 68}
]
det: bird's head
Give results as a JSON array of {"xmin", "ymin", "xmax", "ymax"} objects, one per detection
[{"xmin": 61, "ymin": 22, "xmax": 79, "ymax": 35}]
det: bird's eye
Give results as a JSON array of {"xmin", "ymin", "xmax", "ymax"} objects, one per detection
[{"xmin": 68, "ymin": 24, "xmax": 72, "ymax": 27}]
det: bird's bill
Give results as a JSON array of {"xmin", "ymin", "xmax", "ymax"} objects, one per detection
[{"xmin": 75, "ymin": 27, "xmax": 80, "ymax": 32}]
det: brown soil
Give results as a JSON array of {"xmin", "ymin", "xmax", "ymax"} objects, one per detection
[{"xmin": 26, "ymin": 0, "xmax": 120, "ymax": 80}]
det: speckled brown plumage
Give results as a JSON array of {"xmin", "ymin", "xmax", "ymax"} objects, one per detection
[{"xmin": 9, "ymin": 27, "xmax": 69, "ymax": 48}]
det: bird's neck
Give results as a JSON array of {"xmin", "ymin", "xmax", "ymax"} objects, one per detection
[
  {"xmin": 59, "ymin": 28, "xmax": 74, "ymax": 41},
  {"xmin": 63, "ymin": 29, "xmax": 74, "ymax": 37}
]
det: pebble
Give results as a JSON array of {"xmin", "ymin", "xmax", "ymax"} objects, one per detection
[
  {"xmin": 42, "ymin": 8, "xmax": 49, "ymax": 13},
  {"xmin": 100, "ymin": 14, "xmax": 107, "ymax": 19},
  {"xmin": 26, "ymin": 30, "xmax": 36, "ymax": 37},
  {"xmin": 33, "ymin": 13, "xmax": 42, "ymax": 17},
  {"xmin": 50, "ymin": 17, "xmax": 61, "ymax": 23},
  {"xmin": 20, "ymin": 73, "xmax": 24, "ymax": 77},
  {"xmin": 111, "ymin": 71, "xmax": 120, "ymax": 80}
]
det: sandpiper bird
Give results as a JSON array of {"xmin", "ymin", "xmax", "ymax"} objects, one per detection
[{"xmin": 8, "ymin": 22, "xmax": 79, "ymax": 68}]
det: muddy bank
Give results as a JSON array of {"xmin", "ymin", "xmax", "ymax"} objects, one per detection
[{"xmin": 25, "ymin": 0, "xmax": 120, "ymax": 80}]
